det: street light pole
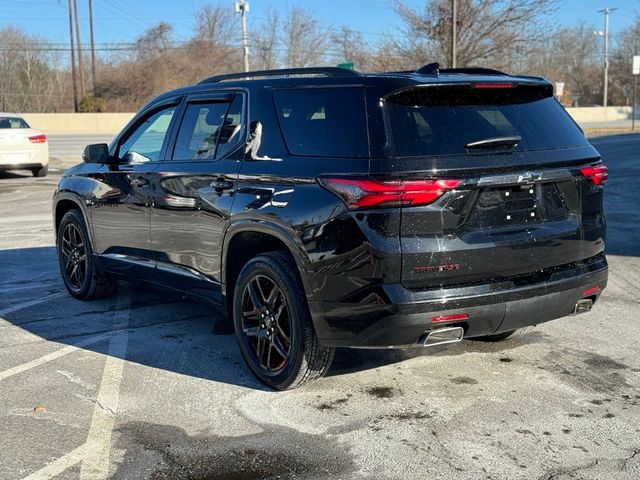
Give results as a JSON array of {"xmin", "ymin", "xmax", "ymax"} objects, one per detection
[
  {"xmin": 67, "ymin": 0, "xmax": 79, "ymax": 112},
  {"xmin": 235, "ymin": 0, "xmax": 250, "ymax": 73},
  {"xmin": 598, "ymin": 7, "xmax": 617, "ymax": 108},
  {"xmin": 88, "ymin": 0, "xmax": 97, "ymax": 94},
  {"xmin": 451, "ymin": 0, "xmax": 457, "ymax": 68}
]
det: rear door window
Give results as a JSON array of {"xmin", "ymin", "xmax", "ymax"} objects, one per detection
[
  {"xmin": 273, "ymin": 87, "xmax": 369, "ymax": 158},
  {"xmin": 385, "ymin": 85, "xmax": 587, "ymax": 157},
  {"xmin": 172, "ymin": 101, "xmax": 230, "ymax": 161}
]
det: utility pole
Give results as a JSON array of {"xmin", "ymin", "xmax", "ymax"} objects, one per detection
[
  {"xmin": 597, "ymin": 7, "xmax": 617, "ymax": 108},
  {"xmin": 451, "ymin": 0, "xmax": 457, "ymax": 68},
  {"xmin": 67, "ymin": 0, "xmax": 79, "ymax": 112},
  {"xmin": 73, "ymin": 0, "xmax": 85, "ymax": 100},
  {"xmin": 235, "ymin": 0, "xmax": 249, "ymax": 72},
  {"xmin": 88, "ymin": 0, "xmax": 96, "ymax": 94}
]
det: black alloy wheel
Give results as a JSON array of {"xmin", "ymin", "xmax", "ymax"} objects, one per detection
[
  {"xmin": 240, "ymin": 274, "xmax": 292, "ymax": 373},
  {"xmin": 57, "ymin": 209, "xmax": 116, "ymax": 300},
  {"xmin": 233, "ymin": 251, "xmax": 335, "ymax": 390},
  {"xmin": 60, "ymin": 222, "xmax": 88, "ymax": 291}
]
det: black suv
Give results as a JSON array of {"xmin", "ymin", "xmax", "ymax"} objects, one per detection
[{"xmin": 53, "ymin": 65, "xmax": 608, "ymax": 389}]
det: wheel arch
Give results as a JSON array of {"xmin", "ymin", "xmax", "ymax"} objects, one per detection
[
  {"xmin": 53, "ymin": 192, "xmax": 92, "ymax": 244},
  {"xmin": 222, "ymin": 220, "xmax": 316, "ymax": 318}
]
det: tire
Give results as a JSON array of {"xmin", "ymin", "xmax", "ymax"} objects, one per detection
[
  {"xmin": 472, "ymin": 330, "xmax": 517, "ymax": 342},
  {"xmin": 57, "ymin": 209, "xmax": 116, "ymax": 300},
  {"xmin": 233, "ymin": 251, "xmax": 334, "ymax": 390},
  {"xmin": 32, "ymin": 165, "xmax": 48, "ymax": 177}
]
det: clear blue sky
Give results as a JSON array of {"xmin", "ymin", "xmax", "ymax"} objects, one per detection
[{"xmin": 0, "ymin": 0, "xmax": 637, "ymax": 46}]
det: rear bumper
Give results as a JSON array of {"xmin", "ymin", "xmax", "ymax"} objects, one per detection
[
  {"xmin": 311, "ymin": 255, "xmax": 608, "ymax": 348},
  {"xmin": 0, "ymin": 162, "xmax": 47, "ymax": 171},
  {"xmin": 0, "ymin": 147, "xmax": 49, "ymax": 169}
]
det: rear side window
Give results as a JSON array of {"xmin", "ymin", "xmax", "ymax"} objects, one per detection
[
  {"xmin": 385, "ymin": 85, "xmax": 588, "ymax": 157},
  {"xmin": 0, "ymin": 117, "xmax": 29, "ymax": 129},
  {"xmin": 273, "ymin": 87, "xmax": 369, "ymax": 158}
]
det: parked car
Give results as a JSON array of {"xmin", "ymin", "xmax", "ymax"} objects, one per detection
[
  {"xmin": 0, "ymin": 113, "xmax": 49, "ymax": 177},
  {"xmin": 52, "ymin": 64, "xmax": 608, "ymax": 389}
]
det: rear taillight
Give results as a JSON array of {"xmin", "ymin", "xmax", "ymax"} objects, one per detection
[
  {"xmin": 319, "ymin": 178, "xmax": 462, "ymax": 209},
  {"xmin": 580, "ymin": 164, "xmax": 607, "ymax": 185},
  {"xmin": 28, "ymin": 134, "xmax": 47, "ymax": 144}
]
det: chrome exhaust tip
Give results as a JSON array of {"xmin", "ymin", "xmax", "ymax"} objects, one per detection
[
  {"xmin": 573, "ymin": 298, "xmax": 593, "ymax": 315},
  {"xmin": 422, "ymin": 326, "xmax": 464, "ymax": 347}
]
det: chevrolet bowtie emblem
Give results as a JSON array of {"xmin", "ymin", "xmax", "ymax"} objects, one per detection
[{"xmin": 517, "ymin": 172, "xmax": 541, "ymax": 183}]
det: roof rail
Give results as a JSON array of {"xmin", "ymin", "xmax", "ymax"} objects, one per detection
[
  {"xmin": 199, "ymin": 67, "xmax": 362, "ymax": 84},
  {"xmin": 440, "ymin": 67, "xmax": 509, "ymax": 76}
]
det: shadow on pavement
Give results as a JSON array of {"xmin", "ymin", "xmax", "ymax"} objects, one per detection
[{"xmin": 1, "ymin": 247, "xmax": 523, "ymax": 390}]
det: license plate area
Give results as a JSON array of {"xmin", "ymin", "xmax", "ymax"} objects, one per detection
[{"xmin": 467, "ymin": 184, "xmax": 540, "ymax": 228}]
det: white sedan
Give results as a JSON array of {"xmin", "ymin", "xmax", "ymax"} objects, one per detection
[{"xmin": 0, "ymin": 113, "xmax": 49, "ymax": 177}]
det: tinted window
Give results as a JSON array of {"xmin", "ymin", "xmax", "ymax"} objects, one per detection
[
  {"xmin": 216, "ymin": 94, "xmax": 244, "ymax": 159},
  {"xmin": 273, "ymin": 88, "xmax": 368, "ymax": 158},
  {"xmin": 0, "ymin": 117, "xmax": 29, "ymax": 129},
  {"xmin": 172, "ymin": 102, "xmax": 230, "ymax": 161},
  {"xmin": 118, "ymin": 107, "xmax": 175, "ymax": 163},
  {"xmin": 386, "ymin": 86, "xmax": 587, "ymax": 157}
]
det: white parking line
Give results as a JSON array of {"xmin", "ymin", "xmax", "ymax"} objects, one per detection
[
  {"xmin": 79, "ymin": 289, "xmax": 131, "ymax": 479},
  {"xmin": 21, "ymin": 444, "xmax": 89, "ymax": 480},
  {"xmin": 0, "ymin": 333, "xmax": 110, "ymax": 382},
  {"xmin": 16, "ymin": 289, "xmax": 132, "ymax": 480},
  {"xmin": 0, "ymin": 292, "xmax": 66, "ymax": 317}
]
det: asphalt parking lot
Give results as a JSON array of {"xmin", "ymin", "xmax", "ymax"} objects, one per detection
[{"xmin": 1, "ymin": 134, "xmax": 639, "ymax": 480}]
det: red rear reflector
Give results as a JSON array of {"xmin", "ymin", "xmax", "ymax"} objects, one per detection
[
  {"xmin": 580, "ymin": 164, "xmax": 607, "ymax": 185},
  {"xmin": 28, "ymin": 134, "xmax": 47, "ymax": 144},
  {"xmin": 583, "ymin": 285, "xmax": 601, "ymax": 296},
  {"xmin": 319, "ymin": 178, "xmax": 462, "ymax": 209},
  {"xmin": 473, "ymin": 82, "xmax": 514, "ymax": 89},
  {"xmin": 432, "ymin": 313, "xmax": 469, "ymax": 324}
]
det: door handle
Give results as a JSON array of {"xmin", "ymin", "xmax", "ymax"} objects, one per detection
[
  {"xmin": 211, "ymin": 178, "xmax": 234, "ymax": 191},
  {"xmin": 132, "ymin": 177, "xmax": 149, "ymax": 188}
]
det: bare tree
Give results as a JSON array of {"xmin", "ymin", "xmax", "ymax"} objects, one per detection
[
  {"xmin": 282, "ymin": 7, "xmax": 332, "ymax": 67},
  {"xmin": 610, "ymin": 16, "xmax": 640, "ymax": 106},
  {"xmin": 393, "ymin": 0, "xmax": 556, "ymax": 70},
  {"xmin": 194, "ymin": 4, "xmax": 237, "ymax": 47},
  {"xmin": 252, "ymin": 8, "xmax": 279, "ymax": 70},
  {"xmin": 0, "ymin": 27, "xmax": 67, "ymax": 112}
]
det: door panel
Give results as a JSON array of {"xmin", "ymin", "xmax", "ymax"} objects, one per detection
[
  {"xmin": 90, "ymin": 105, "xmax": 178, "ymax": 265},
  {"xmin": 149, "ymin": 94, "xmax": 245, "ymax": 302}
]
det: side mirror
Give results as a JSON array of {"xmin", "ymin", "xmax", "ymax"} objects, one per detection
[{"xmin": 83, "ymin": 143, "xmax": 110, "ymax": 164}]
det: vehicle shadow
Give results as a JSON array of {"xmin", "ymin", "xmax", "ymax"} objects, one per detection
[{"xmin": 4, "ymin": 246, "xmax": 513, "ymax": 390}]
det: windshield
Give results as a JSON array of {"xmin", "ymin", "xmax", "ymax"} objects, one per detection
[
  {"xmin": 384, "ymin": 85, "xmax": 587, "ymax": 157},
  {"xmin": 0, "ymin": 116, "xmax": 30, "ymax": 129}
]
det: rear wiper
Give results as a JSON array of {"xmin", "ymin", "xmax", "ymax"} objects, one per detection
[{"xmin": 465, "ymin": 136, "xmax": 522, "ymax": 149}]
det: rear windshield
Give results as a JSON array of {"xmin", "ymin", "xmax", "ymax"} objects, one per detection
[
  {"xmin": 385, "ymin": 85, "xmax": 587, "ymax": 157},
  {"xmin": 0, "ymin": 116, "xmax": 29, "ymax": 129},
  {"xmin": 273, "ymin": 87, "xmax": 369, "ymax": 157}
]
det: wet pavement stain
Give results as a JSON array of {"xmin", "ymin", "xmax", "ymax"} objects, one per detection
[
  {"xmin": 316, "ymin": 397, "xmax": 350, "ymax": 411},
  {"xmin": 111, "ymin": 422, "xmax": 357, "ymax": 480},
  {"xmin": 451, "ymin": 376, "xmax": 478, "ymax": 385},
  {"xmin": 365, "ymin": 387, "xmax": 396, "ymax": 399}
]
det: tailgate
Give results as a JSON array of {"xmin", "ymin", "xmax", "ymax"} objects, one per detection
[
  {"xmin": 400, "ymin": 167, "xmax": 604, "ymax": 289},
  {"xmin": 375, "ymin": 81, "xmax": 606, "ymax": 290}
]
